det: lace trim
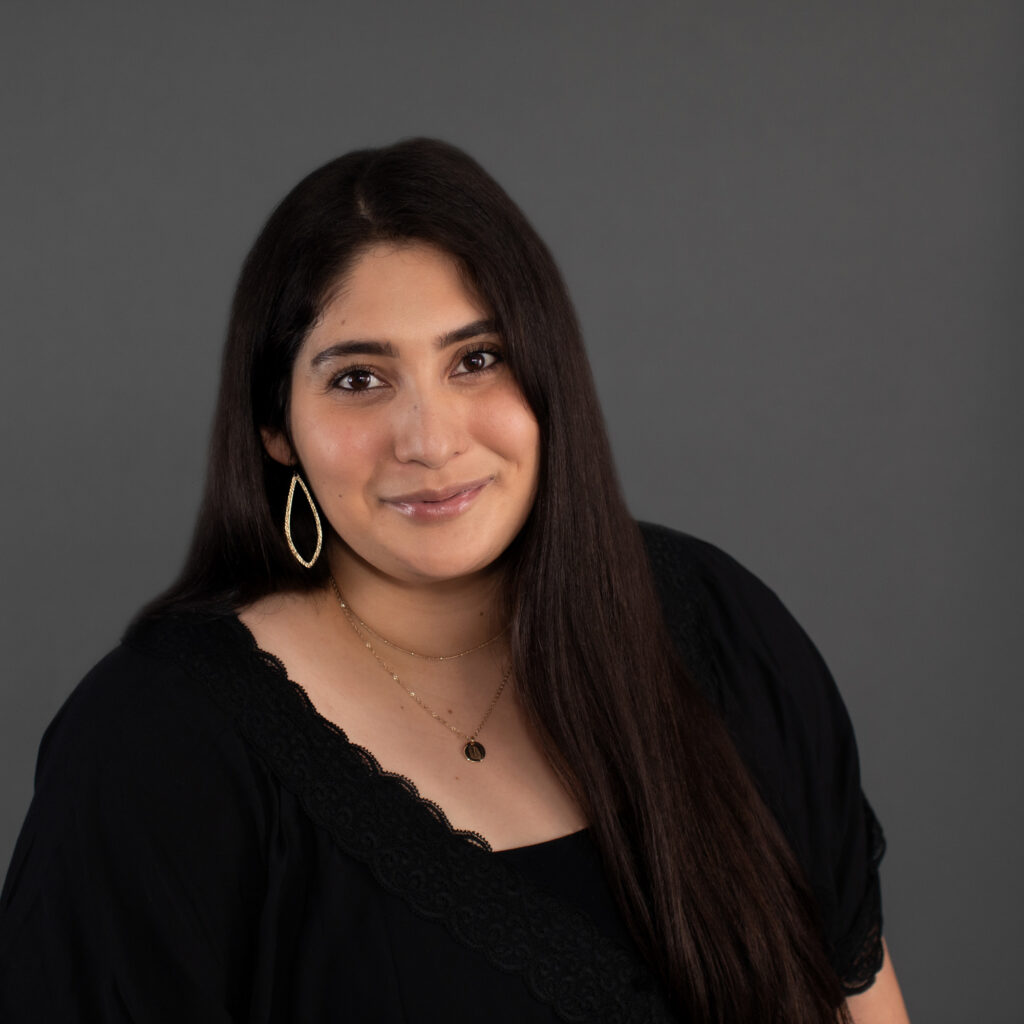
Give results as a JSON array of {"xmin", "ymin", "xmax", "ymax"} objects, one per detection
[
  {"xmin": 125, "ymin": 613, "xmax": 675, "ymax": 1024},
  {"xmin": 245, "ymin": 630, "xmax": 493, "ymax": 852},
  {"xmin": 836, "ymin": 798, "xmax": 887, "ymax": 995}
]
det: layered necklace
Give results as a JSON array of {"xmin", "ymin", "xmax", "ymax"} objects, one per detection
[{"xmin": 328, "ymin": 576, "xmax": 510, "ymax": 762}]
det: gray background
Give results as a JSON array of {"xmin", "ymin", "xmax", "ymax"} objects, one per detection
[{"xmin": 2, "ymin": 2, "xmax": 1021, "ymax": 1019}]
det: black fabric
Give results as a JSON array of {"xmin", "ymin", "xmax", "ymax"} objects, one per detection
[{"xmin": 0, "ymin": 524, "xmax": 885, "ymax": 1022}]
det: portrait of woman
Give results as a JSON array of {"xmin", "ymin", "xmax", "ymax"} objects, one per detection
[
  {"xmin": 0, "ymin": 137, "xmax": 910, "ymax": 1022},
  {"xmin": 4, "ymin": 4, "xmax": 1021, "ymax": 1021}
]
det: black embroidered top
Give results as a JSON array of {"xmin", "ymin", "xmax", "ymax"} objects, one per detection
[{"xmin": 0, "ymin": 525, "xmax": 885, "ymax": 1022}]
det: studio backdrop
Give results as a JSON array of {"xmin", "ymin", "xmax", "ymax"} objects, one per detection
[{"xmin": 2, "ymin": 3, "xmax": 1021, "ymax": 1021}]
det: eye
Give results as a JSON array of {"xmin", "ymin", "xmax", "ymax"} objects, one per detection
[
  {"xmin": 454, "ymin": 349, "xmax": 501, "ymax": 375},
  {"xmin": 333, "ymin": 367, "xmax": 385, "ymax": 392}
]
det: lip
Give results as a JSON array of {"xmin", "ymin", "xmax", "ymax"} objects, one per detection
[{"xmin": 382, "ymin": 477, "xmax": 493, "ymax": 521}]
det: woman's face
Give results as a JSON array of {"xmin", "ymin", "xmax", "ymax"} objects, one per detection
[{"xmin": 266, "ymin": 241, "xmax": 541, "ymax": 586}]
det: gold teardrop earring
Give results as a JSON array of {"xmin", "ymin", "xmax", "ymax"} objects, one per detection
[{"xmin": 284, "ymin": 472, "xmax": 323, "ymax": 568}]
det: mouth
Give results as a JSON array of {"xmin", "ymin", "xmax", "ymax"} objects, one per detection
[{"xmin": 382, "ymin": 477, "xmax": 493, "ymax": 521}]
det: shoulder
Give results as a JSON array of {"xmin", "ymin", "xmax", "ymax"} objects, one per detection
[
  {"xmin": 639, "ymin": 522, "xmax": 886, "ymax": 991},
  {"xmin": 28, "ymin": 614, "xmax": 273, "ymax": 841},
  {"xmin": 46, "ymin": 628, "xmax": 231, "ymax": 748},
  {"xmin": 638, "ymin": 520, "xmax": 853, "ymax": 791},
  {"xmin": 638, "ymin": 522, "xmax": 829, "ymax": 719},
  {"xmin": 639, "ymin": 519, "xmax": 799, "ymax": 631},
  {"xmin": 637, "ymin": 523, "xmax": 855, "ymax": 859},
  {"xmin": 639, "ymin": 519, "xmax": 788, "ymax": 641},
  {"xmin": 638, "ymin": 521, "xmax": 838, "ymax": 725},
  {"xmin": 2, "ymin": 618, "xmax": 274, "ymax": 1016},
  {"xmin": 44, "ymin": 616, "xmax": 241, "ymax": 755},
  {"xmin": 5, "ymin": 615, "xmax": 273, "ymax": 935}
]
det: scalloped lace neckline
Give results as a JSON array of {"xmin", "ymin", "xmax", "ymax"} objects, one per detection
[{"xmin": 229, "ymin": 612, "xmax": 590, "ymax": 856}]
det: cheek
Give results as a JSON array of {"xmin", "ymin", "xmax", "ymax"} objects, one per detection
[
  {"xmin": 512, "ymin": 414, "xmax": 542, "ymax": 472},
  {"xmin": 477, "ymin": 392, "xmax": 541, "ymax": 468},
  {"xmin": 291, "ymin": 405, "xmax": 386, "ymax": 478}
]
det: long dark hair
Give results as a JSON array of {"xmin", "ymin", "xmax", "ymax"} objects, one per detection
[{"xmin": 147, "ymin": 138, "xmax": 849, "ymax": 1021}]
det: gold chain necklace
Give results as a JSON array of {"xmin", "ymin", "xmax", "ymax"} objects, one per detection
[
  {"xmin": 336, "ymin": 587, "xmax": 508, "ymax": 661},
  {"xmin": 329, "ymin": 576, "xmax": 510, "ymax": 762}
]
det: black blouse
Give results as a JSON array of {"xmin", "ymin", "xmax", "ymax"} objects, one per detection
[{"xmin": 0, "ymin": 524, "xmax": 885, "ymax": 1022}]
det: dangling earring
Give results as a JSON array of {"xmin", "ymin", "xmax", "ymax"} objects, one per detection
[{"xmin": 284, "ymin": 472, "xmax": 323, "ymax": 568}]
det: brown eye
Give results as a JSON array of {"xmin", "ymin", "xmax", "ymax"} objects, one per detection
[
  {"xmin": 457, "ymin": 350, "xmax": 499, "ymax": 374},
  {"xmin": 337, "ymin": 368, "xmax": 383, "ymax": 391},
  {"xmin": 346, "ymin": 370, "xmax": 373, "ymax": 390}
]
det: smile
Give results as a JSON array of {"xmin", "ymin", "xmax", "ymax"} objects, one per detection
[{"xmin": 382, "ymin": 477, "xmax": 493, "ymax": 522}]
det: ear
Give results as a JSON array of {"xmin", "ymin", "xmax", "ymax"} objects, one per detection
[{"xmin": 261, "ymin": 427, "xmax": 296, "ymax": 467}]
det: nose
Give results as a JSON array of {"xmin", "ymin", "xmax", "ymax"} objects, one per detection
[{"xmin": 391, "ymin": 389, "xmax": 465, "ymax": 468}]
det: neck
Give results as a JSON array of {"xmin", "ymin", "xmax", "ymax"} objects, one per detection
[{"xmin": 327, "ymin": 542, "xmax": 506, "ymax": 659}]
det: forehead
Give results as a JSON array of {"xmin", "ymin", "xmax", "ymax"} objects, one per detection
[{"xmin": 316, "ymin": 242, "xmax": 488, "ymax": 334}]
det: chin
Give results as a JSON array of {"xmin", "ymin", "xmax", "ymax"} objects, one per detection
[
  {"xmin": 337, "ymin": 511, "xmax": 529, "ymax": 586},
  {"xmin": 392, "ymin": 546, "xmax": 506, "ymax": 585}
]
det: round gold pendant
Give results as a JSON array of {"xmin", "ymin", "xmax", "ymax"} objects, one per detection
[{"xmin": 464, "ymin": 741, "xmax": 486, "ymax": 762}]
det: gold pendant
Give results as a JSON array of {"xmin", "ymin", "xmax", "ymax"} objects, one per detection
[{"xmin": 464, "ymin": 741, "xmax": 486, "ymax": 762}]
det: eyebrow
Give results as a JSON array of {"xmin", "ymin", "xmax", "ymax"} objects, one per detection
[{"xmin": 309, "ymin": 318, "xmax": 498, "ymax": 369}]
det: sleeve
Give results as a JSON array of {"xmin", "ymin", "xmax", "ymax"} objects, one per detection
[
  {"xmin": 0, "ymin": 644, "xmax": 270, "ymax": 1023},
  {"xmin": 674, "ymin": 533, "xmax": 887, "ymax": 994}
]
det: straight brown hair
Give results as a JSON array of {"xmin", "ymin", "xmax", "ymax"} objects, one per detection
[{"xmin": 144, "ymin": 138, "xmax": 850, "ymax": 1022}]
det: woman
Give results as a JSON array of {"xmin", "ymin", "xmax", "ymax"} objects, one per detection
[{"xmin": 0, "ymin": 139, "xmax": 908, "ymax": 1022}]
